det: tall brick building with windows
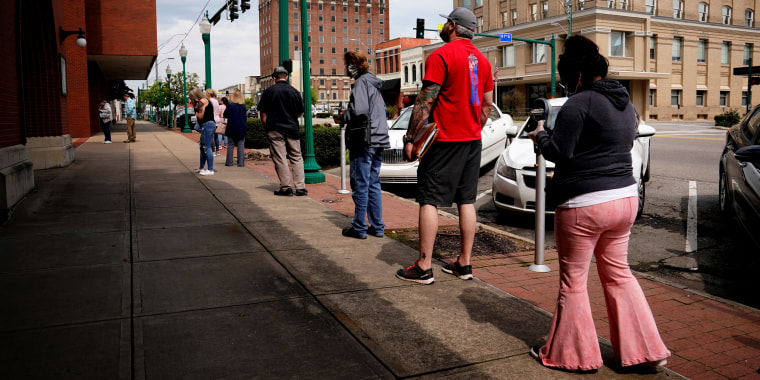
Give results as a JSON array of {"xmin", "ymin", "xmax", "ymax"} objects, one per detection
[
  {"xmin": 0, "ymin": 0, "xmax": 156, "ymax": 220},
  {"xmin": 258, "ymin": 0, "xmax": 389, "ymax": 106}
]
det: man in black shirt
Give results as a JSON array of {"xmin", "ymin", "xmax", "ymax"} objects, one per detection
[{"xmin": 257, "ymin": 67, "xmax": 307, "ymax": 196}]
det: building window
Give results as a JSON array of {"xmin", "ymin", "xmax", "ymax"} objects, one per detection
[
  {"xmin": 672, "ymin": 37, "xmax": 682, "ymax": 61},
  {"xmin": 502, "ymin": 12, "xmax": 509, "ymax": 27},
  {"xmin": 503, "ymin": 45, "xmax": 515, "ymax": 67},
  {"xmin": 720, "ymin": 91, "xmax": 728, "ymax": 106},
  {"xmin": 722, "ymin": 6, "xmax": 732, "ymax": 24},
  {"xmin": 463, "ymin": 0, "xmax": 471, "ymax": 7},
  {"xmin": 412, "ymin": 64, "xmax": 417, "ymax": 82},
  {"xmin": 697, "ymin": 39, "xmax": 706, "ymax": 63},
  {"xmin": 610, "ymin": 31, "xmax": 626, "ymax": 57},
  {"xmin": 318, "ymin": 3, "xmax": 323, "ymax": 10},
  {"xmin": 671, "ymin": 90, "xmax": 681, "ymax": 106},
  {"xmin": 367, "ymin": 27, "xmax": 372, "ymax": 34},
  {"xmin": 619, "ymin": 0, "xmax": 629, "ymax": 10},
  {"xmin": 293, "ymin": 25, "xmax": 299, "ymax": 31},
  {"xmin": 476, "ymin": 17, "xmax": 483, "ymax": 32},
  {"xmin": 404, "ymin": 66, "xmax": 409, "ymax": 83},
  {"xmin": 742, "ymin": 91, "xmax": 748, "ymax": 107},
  {"xmin": 673, "ymin": 0, "xmax": 683, "ymax": 18},
  {"xmin": 331, "ymin": 36, "xmax": 336, "ymax": 43},
  {"xmin": 530, "ymin": 4, "xmax": 538, "ymax": 21},
  {"xmin": 542, "ymin": 1, "xmax": 549, "ymax": 18},
  {"xmin": 649, "ymin": 89, "xmax": 656, "ymax": 106},
  {"xmin": 332, "ymin": 47, "xmax": 336, "ymax": 53},
  {"xmin": 721, "ymin": 42, "xmax": 730, "ymax": 64},
  {"xmin": 650, "ymin": 35, "xmax": 657, "ymax": 59},
  {"xmin": 578, "ymin": 0, "xmax": 585, "ymax": 10},
  {"xmin": 744, "ymin": 44, "xmax": 753, "ymax": 66},
  {"xmin": 318, "ymin": 15, "xmax": 323, "ymax": 21},
  {"xmin": 294, "ymin": 35, "xmax": 298, "ymax": 42},
  {"xmin": 475, "ymin": 0, "xmax": 483, "ymax": 7},
  {"xmin": 645, "ymin": 0, "xmax": 656, "ymax": 14},
  {"xmin": 319, "ymin": 58, "xmax": 324, "ymax": 65},
  {"xmin": 698, "ymin": 2, "xmax": 708, "ymax": 22},
  {"xmin": 293, "ymin": 12, "xmax": 299, "ymax": 19},
  {"xmin": 318, "ymin": 25, "xmax": 323, "ymax": 32},
  {"xmin": 746, "ymin": 9, "xmax": 755, "ymax": 27},
  {"xmin": 511, "ymin": 9, "xmax": 517, "ymax": 25},
  {"xmin": 607, "ymin": 0, "xmax": 615, "ymax": 8},
  {"xmin": 319, "ymin": 47, "xmax": 324, "ymax": 53},
  {"xmin": 533, "ymin": 43, "xmax": 546, "ymax": 63},
  {"xmin": 331, "ymin": 26, "xmax": 336, "ymax": 32},
  {"xmin": 319, "ymin": 36, "xmax": 324, "ymax": 43},
  {"xmin": 696, "ymin": 90, "xmax": 706, "ymax": 106}
]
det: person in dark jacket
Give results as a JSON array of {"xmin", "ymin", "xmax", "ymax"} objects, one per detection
[
  {"xmin": 257, "ymin": 67, "xmax": 307, "ymax": 196},
  {"xmin": 527, "ymin": 35, "xmax": 670, "ymax": 372},
  {"xmin": 223, "ymin": 89, "xmax": 247, "ymax": 167},
  {"xmin": 339, "ymin": 50, "xmax": 390, "ymax": 239}
]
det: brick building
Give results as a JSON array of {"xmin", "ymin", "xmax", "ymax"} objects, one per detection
[
  {"xmin": 0, "ymin": 0, "xmax": 156, "ymax": 219},
  {"xmin": 257, "ymin": 0, "xmax": 389, "ymax": 106},
  {"xmin": 449, "ymin": 0, "xmax": 759, "ymax": 120}
]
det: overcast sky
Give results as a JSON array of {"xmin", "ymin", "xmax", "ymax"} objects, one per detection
[{"xmin": 128, "ymin": 0, "xmax": 448, "ymax": 91}]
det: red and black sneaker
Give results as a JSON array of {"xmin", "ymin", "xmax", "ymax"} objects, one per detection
[
  {"xmin": 395, "ymin": 260, "xmax": 434, "ymax": 285},
  {"xmin": 441, "ymin": 257, "xmax": 473, "ymax": 280}
]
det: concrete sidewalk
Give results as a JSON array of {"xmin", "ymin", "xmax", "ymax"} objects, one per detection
[{"xmin": 0, "ymin": 120, "xmax": 749, "ymax": 378}]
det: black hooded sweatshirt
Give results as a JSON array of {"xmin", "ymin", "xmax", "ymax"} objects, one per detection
[{"xmin": 534, "ymin": 79, "xmax": 637, "ymax": 207}]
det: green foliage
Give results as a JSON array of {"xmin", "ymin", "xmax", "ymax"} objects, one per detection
[
  {"xmin": 316, "ymin": 112, "xmax": 331, "ymax": 118},
  {"xmin": 245, "ymin": 118, "xmax": 268, "ymax": 148},
  {"xmin": 386, "ymin": 105, "xmax": 398, "ymax": 118},
  {"xmin": 245, "ymin": 97, "xmax": 256, "ymax": 109},
  {"xmin": 310, "ymin": 87, "xmax": 318, "ymax": 105},
  {"xmin": 714, "ymin": 109, "xmax": 742, "ymax": 126},
  {"xmin": 300, "ymin": 124, "xmax": 343, "ymax": 166},
  {"xmin": 245, "ymin": 118, "xmax": 344, "ymax": 166}
]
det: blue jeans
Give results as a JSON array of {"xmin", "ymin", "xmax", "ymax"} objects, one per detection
[
  {"xmin": 349, "ymin": 146, "xmax": 385, "ymax": 233},
  {"xmin": 199, "ymin": 121, "xmax": 216, "ymax": 171},
  {"xmin": 100, "ymin": 120, "xmax": 112, "ymax": 141}
]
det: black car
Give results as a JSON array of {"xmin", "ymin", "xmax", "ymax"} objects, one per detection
[
  {"xmin": 719, "ymin": 104, "xmax": 760, "ymax": 248},
  {"xmin": 246, "ymin": 107, "xmax": 259, "ymax": 118}
]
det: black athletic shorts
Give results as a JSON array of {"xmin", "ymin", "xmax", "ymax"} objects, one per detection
[{"xmin": 416, "ymin": 140, "xmax": 482, "ymax": 207}]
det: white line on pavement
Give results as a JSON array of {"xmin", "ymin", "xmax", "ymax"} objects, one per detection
[
  {"xmin": 686, "ymin": 181, "xmax": 698, "ymax": 253},
  {"xmin": 476, "ymin": 189, "xmax": 492, "ymax": 201}
]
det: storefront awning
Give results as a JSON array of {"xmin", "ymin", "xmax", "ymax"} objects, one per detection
[{"xmin": 380, "ymin": 78, "xmax": 400, "ymax": 93}]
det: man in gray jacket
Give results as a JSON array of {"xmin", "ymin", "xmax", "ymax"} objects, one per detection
[{"xmin": 340, "ymin": 50, "xmax": 390, "ymax": 239}]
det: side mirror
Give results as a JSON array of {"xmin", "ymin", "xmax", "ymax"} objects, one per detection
[{"xmin": 735, "ymin": 145, "xmax": 760, "ymax": 163}]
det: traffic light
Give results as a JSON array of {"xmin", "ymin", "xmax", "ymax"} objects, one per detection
[
  {"xmin": 241, "ymin": 0, "xmax": 251, "ymax": 13},
  {"xmin": 228, "ymin": 0, "xmax": 239, "ymax": 21},
  {"xmin": 416, "ymin": 18, "xmax": 425, "ymax": 39},
  {"xmin": 751, "ymin": 76, "xmax": 760, "ymax": 86},
  {"xmin": 282, "ymin": 59, "xmax": 293, "ymax": 73}
]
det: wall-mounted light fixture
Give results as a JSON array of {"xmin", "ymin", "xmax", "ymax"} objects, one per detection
[{"xmin": 59, "ymin": 27, "xmax": 87, "ymax": 47}]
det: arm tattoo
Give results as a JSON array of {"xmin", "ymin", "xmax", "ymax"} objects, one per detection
[{"xmin": 406, "ymin": 83, "xmax": 441, "ymax": 140}]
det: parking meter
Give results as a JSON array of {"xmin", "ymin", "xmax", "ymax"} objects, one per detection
[{"xmin": 528, "ymin": 98, "xmax": 552, "ymax": 273}]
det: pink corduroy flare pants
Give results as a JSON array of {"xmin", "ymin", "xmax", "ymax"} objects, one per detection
[{"xmin": 538, "ymin": 196, "xmax": 671, "ymax": 371}]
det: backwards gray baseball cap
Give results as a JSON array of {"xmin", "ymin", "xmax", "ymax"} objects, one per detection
[
  {"xmin": 440, "ymin": 7, "xmax": 477, "ymax": 32},
  {"xmin": 272, "ymin": 66, "xmax": 288, "ymax": 77}
]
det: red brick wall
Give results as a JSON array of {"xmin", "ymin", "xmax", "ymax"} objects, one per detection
[
  {"xmin": 84, "ymin": 0, "xmax": 158, "ymax": 56},
  {"xmin": 0, "ymin": 1, "xmax": 22, "ymax": 148}
]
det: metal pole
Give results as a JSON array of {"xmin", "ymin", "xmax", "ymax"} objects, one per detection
[
  {"xmin": 339, "ymin": 124, "xmax": 350, "ymax": 194},
  {"xmin": 301, "ymin": 0, "xmax": 324, "ymax": 183},
  {"xmin": 182, "ymin": 58, "xmax": 190, "ymax": 132},
  {"xmin": 567, "ymin": 0, "xmax": 572, "ymax": 36},
  {"xmin": 529, "ymin": 151, "xmax": 550, "ymax": 272},
  {"xmin": 748, "ymin": 57, "xmax": 753, "ymax": 112},
  {"xmin": 550, "ymin": 35, "xmax": 556, "ymax": 98}
]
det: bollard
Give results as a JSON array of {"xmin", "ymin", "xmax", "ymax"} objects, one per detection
[
  {"xmin": 529, "ymin": 152, "xmax": 551, "ymax": 273},
  {"xmin": 338, "ymin": 124, "xmax": 350, "ymax": 194}
]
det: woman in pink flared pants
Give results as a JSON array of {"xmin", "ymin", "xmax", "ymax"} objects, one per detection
[{"xmin": 528, "ymin": 35, "xmax": 670, "ymax": 372}]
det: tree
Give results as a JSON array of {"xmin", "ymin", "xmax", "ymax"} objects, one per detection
[
  {"xmin": 244, "ymin": 97, "xmax": 256, "ymax": 109},
  {"xmin": 310, "ymin": 87, "xmax": 318, "ymax": 105},
  {"xmin": 168, "ymin": 72, "xmax": 201, "ymax": 107},
  {"xmin": 109, "ymin": 80, "xmax": 133, "ymax": 100}
]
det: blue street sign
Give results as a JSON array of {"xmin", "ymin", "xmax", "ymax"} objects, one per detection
[{"xmin": 500, "ymin": 33, "xmax": 512, "ymax": 42}]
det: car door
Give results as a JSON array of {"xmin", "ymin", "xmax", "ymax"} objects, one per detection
[{"xmin": 732, "ymin": 108, "xmax": 760, "ymax": 242}]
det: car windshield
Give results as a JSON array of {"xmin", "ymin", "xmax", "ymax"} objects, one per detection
[
  {"xmin": 390, "ymin": 107, "xmax": 413, "ymax": 130},
  {"xmin": 519, "ymin": 106, "xmax": 562, "ymax": 138}
]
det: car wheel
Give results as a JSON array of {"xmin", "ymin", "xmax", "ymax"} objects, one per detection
[
  {"xmin": 636, "ymin": 172, "xmax": 645, "ymax": 220},
  {"xmin": 719, "ymin": 166, "xmax": 731, "ymax": 216}
]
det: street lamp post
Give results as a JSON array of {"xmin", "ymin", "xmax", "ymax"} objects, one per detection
[
  {"xmin": 199, "ymin": 14, "xmax": 212, "ymax": 89},
  {"xmin": 180, "ymin": 43, "xmax": 191, "ymax": 133},
  {"xmin": 166, "ymin": 64, "xmax": 173, "ymax": 128},
  {"xmin": 157, "ymin": 75, "xmax": 163, "ymax": 125}
]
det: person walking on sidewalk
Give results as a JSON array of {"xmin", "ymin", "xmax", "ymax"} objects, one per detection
[
  {"xmin": 123, "ymin": 93, "xmax": 137, "ymax": 143},
  {"xmin": 257, "ymin": 66, "xmax": 308, "ymax": 197},
  {"xmin": 527, "ymin": 35, "xmax": 670, "ymax": 372},
  {"xmin": 223, "ymin": 89, "xmax": 247, "ymax": 167},
  {"xmin": 189, "ymin": 87, "xmax": 216, "ymax": 176},
  {"xmin": 339, "ymin": 50, "xmax": 390, "ymax": 240},
  {"xmin": 98, "ymin": 99, "xmax": 113, "ymax": 144},
  {"xmin": 395, "ymin": 7, "xmax": 492, "ymax": 285}
]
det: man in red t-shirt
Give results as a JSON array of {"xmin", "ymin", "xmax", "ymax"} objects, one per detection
[{"xmin": 396, "ymin": 7, "xmax": 493, "ymax": 285}]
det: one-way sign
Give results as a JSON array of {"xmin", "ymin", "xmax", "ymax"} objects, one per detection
[
  {"xmin": 500, "ymin": 33, "xmax": 512, "ymax": 42},
  {"xmin": 733, "ymin": 66, "xmax": 760, "ymax": 75}
]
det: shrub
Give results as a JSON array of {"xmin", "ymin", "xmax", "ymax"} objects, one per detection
[
  {"xmin": 246, "ymin": 118, "xmax": 344, "ymax": 166},
  {"xmin": 315, "ymin": 112, "xmax": 331, "ymax": 118},
  {"xmin": 714, "ymin": 109, "xmax": 741, "ymax": 127}
]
